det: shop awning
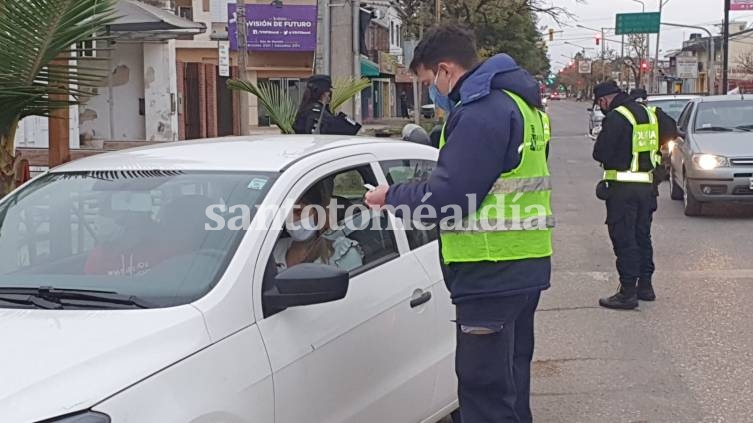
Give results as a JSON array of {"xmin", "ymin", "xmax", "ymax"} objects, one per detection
[{"xmin": 360, "ymin": 57, "xmax": 380, "ymax": 77}]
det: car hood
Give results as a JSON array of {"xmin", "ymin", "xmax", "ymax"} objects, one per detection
[
  {"xmin": 691, "ymin": 132, "xmax": 753, "ymax": 157},
  {"xmin": 0, "ymin": 306, "xmax": 210, "ymax": 423}
]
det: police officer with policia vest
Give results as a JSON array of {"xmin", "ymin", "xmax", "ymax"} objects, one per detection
[
  {"xmin": 592, "ymin": 81, "xmax": 677, "ymax": 310},
  {"xmin": 365, "ymin": 24, "xmax": 553, "ymax": 422}
]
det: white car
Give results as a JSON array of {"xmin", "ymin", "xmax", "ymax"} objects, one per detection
[
  {"xmin": 646, "ymin": 94, "xmax": 699, "ymax": 122},
  {"xmin": 0, "ymin": 136, "xmax": 458, "ymax": 423},
  {"xmin": 587, "ymin": 104, "xmax": 605, "ymax": 138}
]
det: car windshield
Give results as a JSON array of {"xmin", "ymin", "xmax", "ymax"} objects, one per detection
[
  {"xmin": 0, "ymin": 170, "xmax": 276, "ymax": 309},
  {"xmin": 694, "ymin": 100, "xmax": 753, "ymax": 132},
  {"xmin": 649, "ymin": 99, "xmax": 691, "ymax": 120}
]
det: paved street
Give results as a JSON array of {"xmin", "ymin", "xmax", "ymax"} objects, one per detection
[{"xmin": 532, "ymin": 100, "xmax": 753, "ymax": 423}]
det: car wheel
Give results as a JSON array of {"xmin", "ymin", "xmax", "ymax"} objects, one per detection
[
  {"xmin": 669, "ymin": 164, "xmax": 684, "ymax": 201},
  {"xmin": 683, "ymin": 172, "xmax": 703, "ymax": 216}
]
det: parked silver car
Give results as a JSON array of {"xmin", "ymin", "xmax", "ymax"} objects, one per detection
[
  {"xmin": 586, "ymin": 104, "xmax": 604, "ymax": 138},
  {"xmin": 668, "ymin": 95, "xmax": 753, "ymax": 216}
]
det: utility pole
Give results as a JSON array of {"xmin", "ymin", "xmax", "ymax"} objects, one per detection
[
  {"xmin": 652, "ymin": 0, "xmax": 669, "ymax": 93},
  {"xmin": 435, "ymin": 0, "xmax": 441, "ymax": 24},
  {"xmin": 722, "ymin": 0, "xmax": 730, "ymax": 93},
  {"xmin": 236, "ymin": 0, "xmax": 250, "ymax": 135},
  {"xmin": 49, "ymin": 54, "xmax": 71, "ymax": 168}
]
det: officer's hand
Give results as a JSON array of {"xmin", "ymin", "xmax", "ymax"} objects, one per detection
[{"xmin": 364, "ymin": 185, "xmax": 389, "ymax": 209}]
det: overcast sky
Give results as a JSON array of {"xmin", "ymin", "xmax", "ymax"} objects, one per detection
[{"xmin": 540, "ymin": 0, "xmax": 753, "ymax": 73}]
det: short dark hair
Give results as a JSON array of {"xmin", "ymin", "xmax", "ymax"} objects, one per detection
[{"xmin": 409, "ymin": 24, "xmax": 479, "ymax": 73}]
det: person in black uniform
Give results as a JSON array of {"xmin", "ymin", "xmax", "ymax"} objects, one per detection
[
  {"xmin": 293, "ymin": 75, "xmax": 362, "ymax": 135},
  {"xmin": 592, "ymin": 81, "xmax": 677, "ymax": 310},
  {"xmin": 629, "ymin": 87, "xmax": 648, "ymax": 103},
  {"xmin": 293, "ymin": 75, "xmax": 334, "ymax": 134}
]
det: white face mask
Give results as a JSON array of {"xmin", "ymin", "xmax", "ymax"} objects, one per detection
[{"xmin": 287, "ymin": 216, "xmax": 317, "ymax": 242}]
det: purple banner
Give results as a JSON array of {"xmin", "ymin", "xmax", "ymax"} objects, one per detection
[{"xmin": 228, "ymin": 4, "xmax": 317, "ymax": 52}]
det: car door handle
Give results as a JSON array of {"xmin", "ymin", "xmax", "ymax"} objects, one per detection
[{"xmin": 410, "ymin": 291, "xmax": 432, "ymax": 308}]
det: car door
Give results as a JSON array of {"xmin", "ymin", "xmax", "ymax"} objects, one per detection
[
  {"xmin": 672, "ymin": 102, "xmax": 695, "ymax": 183},
  {"xmin": 379, "ymin": 158, "xmax": 458, "ymax": 415},
  {"xmin": 254, "ymin": 155, "xmax": 439, "ymax": 423}
]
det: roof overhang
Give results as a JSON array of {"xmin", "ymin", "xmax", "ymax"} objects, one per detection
[{"xmin": 108, "ymin": 0, "xmax": 206, "ymax": 41}]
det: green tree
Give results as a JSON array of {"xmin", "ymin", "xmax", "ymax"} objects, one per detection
[
  {"xmin": 398, "ymin": 0, "xmax": 574, "ymax": 75},
  {"xmin": 0, "ymin": 0, "xmax": 117, "ymax": 196}
]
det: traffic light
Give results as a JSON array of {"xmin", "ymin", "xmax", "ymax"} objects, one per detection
[
  {"xmin": 549, "ymin": 28, "xmax": 555, "ymax": 42},
  {"xmin": 595, "ymin": 33, "xmax": 601, "ymax": 46}
]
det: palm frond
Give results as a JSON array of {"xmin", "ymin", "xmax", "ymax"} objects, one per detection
[
  {"xmin": 227, "ymin": 79, "xmax": 298, "ymax": 134},
  {"xmin": 331, "ymin": 77, "xmax": 371, "ymax": 114},
  {"xmin": 0, "ymin": 0, "xmax": 118, "ymax": 136}
]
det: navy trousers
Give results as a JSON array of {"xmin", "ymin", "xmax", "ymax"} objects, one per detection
[{"xmin": 454, "ymin": 291, "xmax": 542, "ymax": 423}]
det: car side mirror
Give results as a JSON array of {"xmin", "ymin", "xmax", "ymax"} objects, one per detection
[
  {"xmin": 677, "ymin": 127, "xmax": 687, "ymax": 138},
  {"xmin": 263, "ymin": 263, "xmax": 349, "ymax": 310}
]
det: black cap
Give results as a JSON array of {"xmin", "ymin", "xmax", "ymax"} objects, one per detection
[
  {"xmin": 593, "ymin": 81, "xmax": 621, "ymax": 104},
  {"xmin": 307, "ymin": 74, "xmax": 332, "ymax": 91},
  {"xmin": 630, "ymin": 88, "xmax": 648, "ymax": 100}
]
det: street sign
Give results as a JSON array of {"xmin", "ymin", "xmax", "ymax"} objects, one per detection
[
  {"xmin": 731, "ymin": 0, "xmax": 753, "ymax": 11},
  {"xmin": 578, "ymin": 60, "xmax": 592, "ymax": 74},
  {"xmin": 615, "ymin": 12, "xmax": 661, "ymax": 35},
  {"xmin": 218, "ymin": 41, "xmax": 230, "ymax": 77},
  {"xmin": 676, "ymin": 56, "xmax": 698, "ymax": 79}
]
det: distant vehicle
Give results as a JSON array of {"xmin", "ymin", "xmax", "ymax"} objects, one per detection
[
  {"xmin": 668, "ymin": 95, "xmax": 753, "ymax": 216},
  {"xmin": 648, "ymin": 95, "xmax": 700, "ymax": 174},
  {"xmin": 550, "ymin": 92, "xmax": 562, "ymax": 100},
  {"xmin": 587, "ymin": 104, "xmax": 605, "ymax": 138}
]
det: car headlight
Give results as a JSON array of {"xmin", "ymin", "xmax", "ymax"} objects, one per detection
[
  {"xmin": 39, "ymin": 412, "xmax": 110, "ymax": 423},
  {"xmin": 693, "ymin": 154, "xmax": 730, "ymax": 170}
]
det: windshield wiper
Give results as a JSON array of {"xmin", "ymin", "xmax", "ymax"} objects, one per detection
[
  {"xmin": 0, "ymin": 294, "xmax": 62, "ymax": 309},
  {"xmin": 734, "ymin": 124, "xmax": 753, "ymax": 132},
  {"xmin": 0, "ymin": 287, "xmax": 154, "ymax": 309},
  {"xmin": 695, "ymin": 126, "xmax": 734, "ymax": 132}
]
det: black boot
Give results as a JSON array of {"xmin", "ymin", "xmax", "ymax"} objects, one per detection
[
  {"xmin": 599, "ymin": 285, "xmax": 638, "ymax": 310},
  {"xmin": 637, "ymin": 279, "xmax": 656, "ymax": 301}
]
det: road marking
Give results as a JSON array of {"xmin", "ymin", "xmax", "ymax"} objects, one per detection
[{"xmin": 555, "ymin": 269, "xmax": 753, "ymax": 280}]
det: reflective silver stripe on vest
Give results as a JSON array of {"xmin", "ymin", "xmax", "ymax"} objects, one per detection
[
  {"xmin": 442, "ymin": 215, "xmax": 556, "ymax": 233},
  {"xmin": 489, "ymin": 176, "xmax": 552, "ymax": 195}
]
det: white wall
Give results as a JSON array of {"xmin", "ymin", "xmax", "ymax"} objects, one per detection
[
  {"xmin": 80, "ymin": 42, "xmax": 146, "ymax": 141},
  {"xmin": 14, "ymin": 109, "xmax": 79, "ymax": 149},
  {"xmin": 144, "ymin": 41, "xmax": 179, "ymax": 142}
]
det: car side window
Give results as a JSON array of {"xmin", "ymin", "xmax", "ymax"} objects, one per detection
[
  {"xmin": 262, "ymin": 165, "xmax": 399, "ymax": 317},
  {"xmin": 677, "ymin": 103, "xmax": 694, "ymax": 132},
  {"xmin": 380, "ymin": 159, "xmax": 438, "ymax": 250}
]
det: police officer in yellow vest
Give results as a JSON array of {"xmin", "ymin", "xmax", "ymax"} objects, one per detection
[
  {"xmin": 593, "ymin": 81, "xmax": 677, "ymax": 310},
  {"xmin": 366, "ymin": 24, "xmax": 552, "ymax": 422}
]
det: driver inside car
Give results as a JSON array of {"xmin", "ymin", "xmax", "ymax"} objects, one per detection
[{"xmin": 272, "ymin": 179, "xmax": 364, "ymax": 272}]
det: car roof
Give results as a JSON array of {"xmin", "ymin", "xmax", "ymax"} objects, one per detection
[
  {"xmin": 53, "ymin": 135, "xmax": 427, "ymax": 173},
  {"xmin": 647, "ymin": 95, "xmax": 699, "ymax": 101},
  {"xmin": 690, "ymin": 94, "xmax": 752, "ymax": 103}
]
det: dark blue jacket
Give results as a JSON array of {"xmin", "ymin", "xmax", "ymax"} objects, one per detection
[{"xmin": 386, "ymin": 54, "xmax": 551, "ymax": 320}]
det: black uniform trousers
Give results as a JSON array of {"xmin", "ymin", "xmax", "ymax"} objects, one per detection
[
  {"xmin": 605, "ymin": 182, "xmax": 657, "ymax": 287},
  {"xmin": 453, "ymin": 291, "xmax": 541, "ymax": 423}
]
